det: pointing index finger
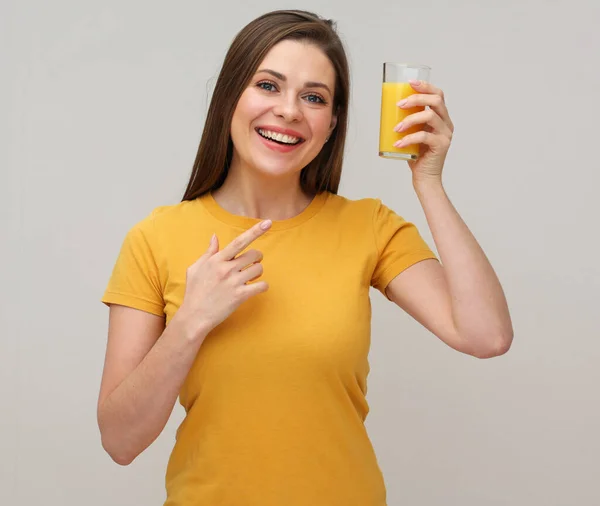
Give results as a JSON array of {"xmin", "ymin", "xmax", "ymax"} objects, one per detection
[{"xmin": 219, "ymin": 220, "xmax": 272, "ymax": 260}]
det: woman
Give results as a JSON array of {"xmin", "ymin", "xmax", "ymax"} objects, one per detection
[{"xmin": 98, "ymin": 9, "xmax": 513, "ymax": 506}]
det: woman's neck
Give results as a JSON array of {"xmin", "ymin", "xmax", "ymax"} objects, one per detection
[{"xmin": 211, "ymin": 165, "xmax": 315, "ymax": 221}]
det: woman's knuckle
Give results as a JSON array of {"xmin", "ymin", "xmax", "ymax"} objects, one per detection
[{"xmin": 217, "ymin": 263, "xmax": 230, "ymax": 278}]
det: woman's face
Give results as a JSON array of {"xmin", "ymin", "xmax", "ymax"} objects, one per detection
[{"xmin": 229, "ymin": 39, "xmax": 337, "ymax": 182}]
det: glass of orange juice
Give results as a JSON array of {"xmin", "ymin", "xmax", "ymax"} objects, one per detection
[{"xmin": 379, "ymin": 63, "xmax": 431, "ymax": 160}]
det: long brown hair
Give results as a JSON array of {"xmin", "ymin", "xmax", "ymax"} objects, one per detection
[{"xmin": 181, "ymin": 10, "xmax": 350, "ymax": 201}]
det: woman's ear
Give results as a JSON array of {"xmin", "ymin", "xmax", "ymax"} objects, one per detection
[
  {"xmin": 328, "ymin": 113, "xmax": 338, "ymax": 137},
  {"xmin": 329, "ymin": 114, "xmax": 337, "ymax": 135}
]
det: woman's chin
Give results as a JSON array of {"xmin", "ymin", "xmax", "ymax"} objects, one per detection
[{"xmin": 250, "ymin": 158, "xmax": 303, "ymax": 179}]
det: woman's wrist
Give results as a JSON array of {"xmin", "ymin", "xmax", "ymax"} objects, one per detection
[
  {"xmin": 412, "ymin": 175, "xmax": 445, "ymax": 196},
  {"xmin": 172, "ymin": 306, "xmax": 212, "ymax": 344}
]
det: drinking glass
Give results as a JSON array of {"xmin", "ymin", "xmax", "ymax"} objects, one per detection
[{"xmin": 379, "ymin": 63, "xmax": 431, "ymax": 160}]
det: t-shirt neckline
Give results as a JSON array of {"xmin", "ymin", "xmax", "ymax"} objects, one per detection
[{"xmin": 198, "ymin": 190, "xmax": 330, "ymax": 231}]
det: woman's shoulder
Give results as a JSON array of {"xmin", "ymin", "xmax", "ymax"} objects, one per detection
[
  {"xmin": 325, "ymin": 191, "xmax": 385, "ymax": 215},
  {"xmin": 144, "ymin": 198, "xmax": 201, "ymax": 223},
  {"xmin": 325, "ymin": 192, "xmax": 411, "ymax": 232},
  {"xmin": 126, "ymin": 199, "xmax": 201, "ymax": 239}
]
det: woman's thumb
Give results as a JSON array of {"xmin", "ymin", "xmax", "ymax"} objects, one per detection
[{"xmin": 207, "ymin": 233, "xmax": 219, "ymax": 255}]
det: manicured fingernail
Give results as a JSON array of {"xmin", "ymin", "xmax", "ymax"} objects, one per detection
[
  {"xmin": 260, "ymin": 220, "xmax": 272, "ymax": 230},
  {"xmin": 397, "ymin": 99, "xmax": 408, "ymax": 107},
  {"xmin": 394, "ymin": 122, "xmax": 404, "ymax": 132},
  {"xmin": 394, "ymin": 139, "xmax": 407, "ymax": 148},
  {"xmin": 409, "ymin": 79, "xmax": 421, "ymax": 86}
]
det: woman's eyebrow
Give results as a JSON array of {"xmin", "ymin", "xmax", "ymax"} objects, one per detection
[{"xmin": 256, "ymin": 68, "xmax": 332, "ymax": 95}]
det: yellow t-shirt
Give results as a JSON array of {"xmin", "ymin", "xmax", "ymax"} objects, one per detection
[{"xmin": 101, "ymin": 190, "xmax": 437, "ymax": 506}]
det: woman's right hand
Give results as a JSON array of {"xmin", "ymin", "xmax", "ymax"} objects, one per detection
[{"xmin": 177, "ymin": 219, "xmax": 272, "ymax": 338}]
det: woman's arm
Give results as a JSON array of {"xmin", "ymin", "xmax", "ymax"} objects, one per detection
[
  {"xmin": 97, "ymin": 305, "xmax": 208, "ymax": 465},
  {"xmin": 386, "ymin": 181, "xmax": 513, "ymax": 358}
]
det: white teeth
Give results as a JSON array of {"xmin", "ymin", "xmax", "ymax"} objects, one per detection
[{"xmin": 258, "ymin": 129, "xmax": 301, "ymax": 145}]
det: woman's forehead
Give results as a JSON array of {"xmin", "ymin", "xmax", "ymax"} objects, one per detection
[{"xmin": 257, "ymin": 40, "xmax": 335, "ymax": 87}]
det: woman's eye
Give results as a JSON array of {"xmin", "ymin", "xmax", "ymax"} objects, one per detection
[
  {"xmin": 257, "ymin": 81, "xmax": 277, "ymax": 92},
  {"xmin": 306, "ymin": 94, "xmax": 326, "ymax": 104}
]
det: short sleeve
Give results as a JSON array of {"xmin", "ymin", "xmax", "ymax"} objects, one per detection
[
  {"xmin": 371, "ymin": 199, "xmax": 438, "ymax": 298},
  {"xmin": 101, "ymin": 213, "xmax": 165, "ymax": 317}
]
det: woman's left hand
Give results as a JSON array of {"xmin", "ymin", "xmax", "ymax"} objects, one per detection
[{"xmin": 394, "ymin": 80, "xmax": 454, "ymax": 185}]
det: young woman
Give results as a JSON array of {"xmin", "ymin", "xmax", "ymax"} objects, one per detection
[{"xmin": 98, "ymin": 9, "xmax": 513, "ymax": 506}]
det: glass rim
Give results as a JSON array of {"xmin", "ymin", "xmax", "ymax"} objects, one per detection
[{"xmin": 383, "ymin": 62, "xmax": 431, "ymax": 70}]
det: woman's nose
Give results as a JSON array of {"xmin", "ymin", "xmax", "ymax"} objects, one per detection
[{"xmin": 273, "ymin": 96, "xmax": 303, "ymax": 123}]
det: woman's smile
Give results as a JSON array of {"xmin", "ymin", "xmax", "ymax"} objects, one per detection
[{"xmin": 254, "ymin": 125, "xmax": 306, "ymax": 153}]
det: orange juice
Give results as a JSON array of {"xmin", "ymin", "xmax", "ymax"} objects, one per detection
[{"xmin": 379, "ymin": 82, "xmax": 425, "ymax": 160}]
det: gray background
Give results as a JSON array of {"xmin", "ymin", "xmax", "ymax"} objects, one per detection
[{"xmin": 2, "ymin": 0, "xmax": 599, "ymax": 504}]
